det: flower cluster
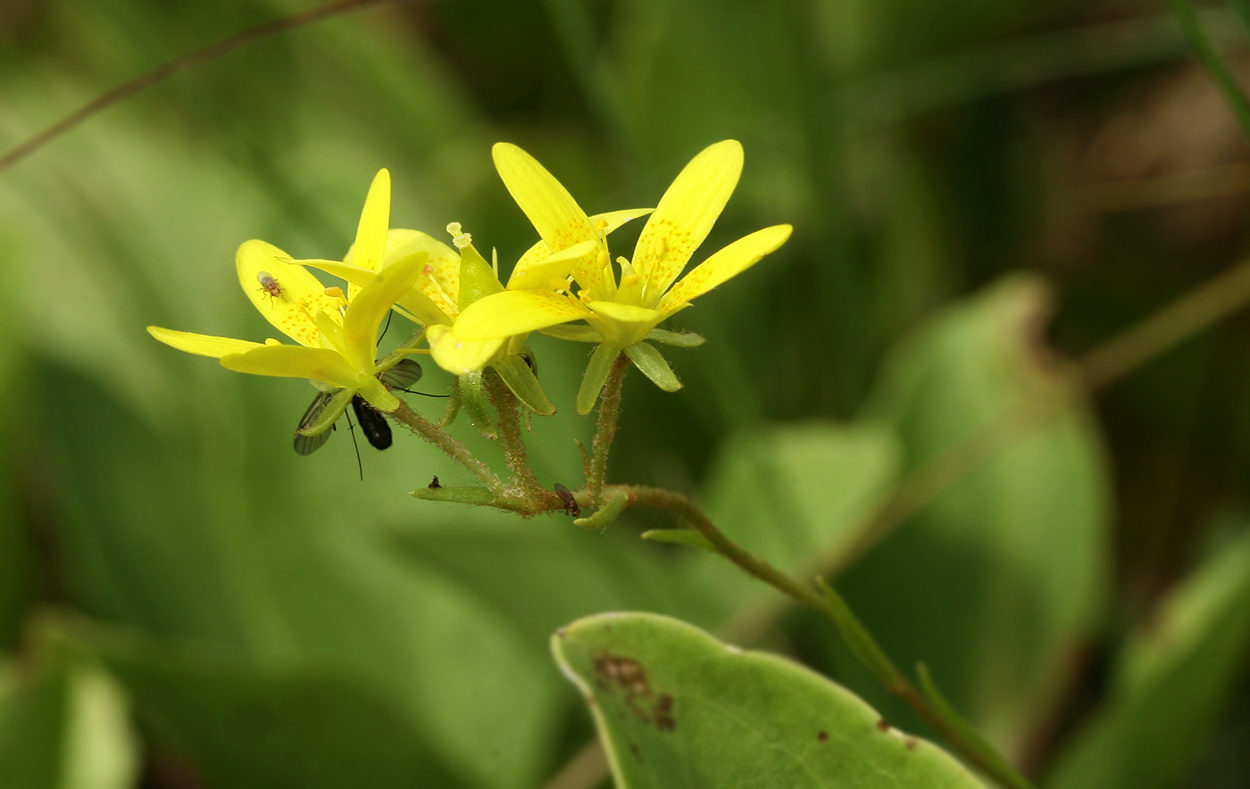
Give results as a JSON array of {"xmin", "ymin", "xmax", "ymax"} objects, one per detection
[{"xmin": 148, "ymin": 140, "xmax": 791, "ymax": 444}]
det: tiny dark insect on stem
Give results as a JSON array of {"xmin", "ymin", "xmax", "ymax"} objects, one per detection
[{"xmin": 554, "ymin": 483, "xmax": 580, "ymax": 516}]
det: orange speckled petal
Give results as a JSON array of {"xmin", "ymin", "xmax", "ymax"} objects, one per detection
[
  {"xmin": 633, "ymin": 140, "xmax": 743, "ymax": 306},
  {"xmin": 236, "ymin": 239, "xmax": 344, "ymax": 347},
  {"xmin": 658, "ymin": 225, "xmax": 792, "ymax": 313}
]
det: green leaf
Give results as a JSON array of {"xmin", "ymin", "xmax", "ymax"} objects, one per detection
[
  {"xmin": 645, "ymin": 328, "xmax": 705, "ymax": 347},
  {"xmin": 704, "ymin": 422, "xmax": 900, "ymax": 574},
  {"xmin": 625, "ymin": 341, "xmax": 682, "ymax": 391},
  {"xmin": 1045, "ymin": 524, "xmax": 1250, "ymax": 789},
  {"xmin": 410, "ymin": 484, "xmax": 505, "ymax": 508},
  {"xmin": 0, "ymin": 647, "xmax": 138, "ymax": 789},
  {"xmin": 551, "ymin": 612, "xmax": 983, "ymax": 788},
  {"xmin": 640, "ymin": 528, "xmax": 716, "ymax": 552},
  {"xmin": 388, "ymin": 513, "xmax": 733, "ymax": 658},
  {"xmin": 55, "ymin": 617, "xmax": 468, "ymax": 789},
  {"xmin": 831, "ymin": 276, "xmax": 1109, "ymax": 750},
  {"xmin": 574, "ymin": 489, "xmax": 632, "ymax": 531}
]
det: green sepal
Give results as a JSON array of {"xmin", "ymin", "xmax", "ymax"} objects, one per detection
[
  {"xmin": 645, "ymin": 328, "xmax": 705, "ymax": 347},
  {"xmin": 541, "ymin": 324, "xmax": 602, "ymax": 343},
  {"xmin": 624, "ymin": 341, "xmax": 681, "ymax": 392},
  {"xmin": 573, "ymin": 489, "xmax": 631, "ymax": 531},
  {"xmin": 296, "ymin": 388, "xmax": 354, "ymax": 436},
  {"xmin": 457, "ymin": 244, "xmax": 504, "ymax": 310},
  {"xmin": 640, "ymin": 528, "xmax": 715, "ymax": 553},
  {"xmin": 576, "ymin": 344, "xmax": 623, "ymax": 415},
  {"xmin": 491, "ymin": 355, "xmax": 555, "ymax": 415},
  {"xmin": 459, "ymin": 370, "xmax": 497, "ymax": 438}
]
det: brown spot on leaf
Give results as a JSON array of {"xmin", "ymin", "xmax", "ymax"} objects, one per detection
[
  {"xmin": 594, "ymin": 652, "xmax": 653, "ymax": 721},
  {"xmin": 630, "ymin": 742, "xmax": 643, "ymax": 762},
  {"xmin": 817, "ymin": 731, "xmax": 828, "ymax": 742},
  {"xmin": 905, "ymin": 737, "xmax": 918, "ymax": 751},
  {"xmin": 875, "ymin": 718, "xmax": 890, "ymax": 732},
  {"xmin": 653, "ymin": 694, "xmax": 676, "ymax": 731}
]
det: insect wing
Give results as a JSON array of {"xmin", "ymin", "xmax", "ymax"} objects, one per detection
[
  {"xmin": 380, "ymin": 358, "xmax": 423, "ymax": 390},
  {"xmin": 351, "ymin": 395, "xmax": 393, "ymax": 450},
  {"xmin": 294, "ymin": 391, "xmax": 336, "ymax": 455}
]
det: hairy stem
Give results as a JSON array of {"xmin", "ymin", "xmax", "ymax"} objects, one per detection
[
  {"xmin": 586, "ymin": 355, "xmax": 629, "ymax": 503},
  {"xmin": 485, "ymin": 371, "xmax": 545, "ymax": 497},
  {"xmin": 391, "ymin": 401, "xmax": 502, "ymax": 490}
]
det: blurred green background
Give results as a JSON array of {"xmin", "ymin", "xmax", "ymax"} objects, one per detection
[{"xmin": 3, "ymin": 0, "xmax": 1250, "ymax": 786}]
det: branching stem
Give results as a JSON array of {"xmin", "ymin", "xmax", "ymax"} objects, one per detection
[{"xmin": 390, "ymin": 401, "xmax": 502, "ymax": 490}]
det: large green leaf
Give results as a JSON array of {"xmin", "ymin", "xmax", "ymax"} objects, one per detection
[
  {"xmin": 836, "ymin": 275, "xmax": 1110, "ymax": 750},
  {"xmin": 1045, "ymin": 525, "xmax": 1250, "ymax": 789},
  {"xmin": 704, "ymin": 422, "xmax": 900, "ymax": 576},
  {"xmin": 0, "ymin": 648, "xmax": 137, "ymax": 789},
  {"xmin": 551, "ymin": 612, "xmax": 983, "ymax": 788},
  {"xmin": 391, "ymin": 515, "xmax": 734, "ymax": 646},
  {"xmin": 50, "ymin": 616, "xmax": 466, "ymax": 789}
]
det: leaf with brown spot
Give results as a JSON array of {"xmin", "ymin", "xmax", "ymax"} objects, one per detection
[{"xmin": 552, "ymin": 612, "xmax": 983, "ymax": 788}]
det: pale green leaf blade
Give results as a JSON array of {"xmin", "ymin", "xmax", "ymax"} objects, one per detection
[
  {"xmin": 0, "ymin": 650, "xmax": 138, "ymax": 789},
  {"xmin": 551, "ymin": 612, "xmax": 983, "ymax": 789},
  {"xmin": 837, "ymin": 275, "xmax": 1110, "ymax": 750},
  {"xmin": 704, "ymin": 422, "xmax": 901, "ymax": 574},
  {"xmin": 1046, "ymin": 524, "xmax": 1250, "ymax": 789}
]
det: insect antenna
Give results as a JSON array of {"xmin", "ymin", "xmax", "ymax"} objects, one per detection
[{"xmin": 343, "ymin": 405, "xmax": 365, "ymax": 481}]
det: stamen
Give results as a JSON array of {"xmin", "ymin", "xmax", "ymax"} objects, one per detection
[
  {"xmin": 324, "ymin": 286, "xmax": 346, "ymax": 300},
  {"xmin": 446, "ymin": 222, "xmax": 472, "ymax": 250}
]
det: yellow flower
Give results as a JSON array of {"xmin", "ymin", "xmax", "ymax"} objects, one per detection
[
  {"xmin": 453, "ymin": 140, "xmax": 792, "ymax": 412},
  {"xmin": 303, "ymin": 219, "xmax": 554, "ymax": 414},
  {"xmin": 147, "ymin": 169, "xmax": 425, "ymax": 435}
]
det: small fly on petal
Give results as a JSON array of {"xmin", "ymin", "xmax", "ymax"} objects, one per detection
[{"xmin": 256, "ymin": 271, "xmax": 284, "ymax": 301}]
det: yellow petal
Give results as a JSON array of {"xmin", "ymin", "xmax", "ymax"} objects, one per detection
[
  {"xmin": 220, "ymin": 345, "xmax": 364, "ymax": 390},
  {"xmin": 453, "ymin": 289, "xmax": 590, "ymax": 341},
  {"xmin": 353, "ymin": 169, "xmax": 391, "ymax": 272},
  {"xmin": 658, "ymin": 224, "xmax": 792, "ymax": 312},
  {"xmin": 506, "ymin": 238, "xmax": 555, "ymax": 289},
  {"xmin": 302, "ymin": 257, "xmax": 449, "ymax": 328},
  {"xmin": 236, "ymin": 239, "xmax": 344, "ymax": 347},
  {"xmin": 505, "ymin": 209, "xmax": 650, "ymax": 290},
  {"xmin": 506, "ymin": 239, "xmax": 597, "ymax": 291},
  {"xmin": 633, "ymin": 140, "xmax": 743, "ymax": 306},
  {"xmin": 492, "ymin": 142, "xmax": 597, "ymax": 252},
  {"xmin": 342, "ymin": 254, "xmax": 426, "ymax": 372},
  {"xmin": 426, "ymin": 324, "xmax": 505, "ymax": 376},
  {"xmin": 591, "ymin": 207, "xmax": 653, "ymax": 235},
  {"xmin": 585, "ymin": 300, "xmax": 665, "ymax": 326},
  {"xmin": 147, "ymin": 326, "xmax": 263, "ymax": 358}
]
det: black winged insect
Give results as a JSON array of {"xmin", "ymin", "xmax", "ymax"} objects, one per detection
[{"xmin": 293, "ymin": 358, "xmax": 426, "ymax": 456}]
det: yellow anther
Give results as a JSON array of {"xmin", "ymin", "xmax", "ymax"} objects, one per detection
[{"xmin": 323, "ymin": 286, "xmax": 346, "ymax": 300}]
